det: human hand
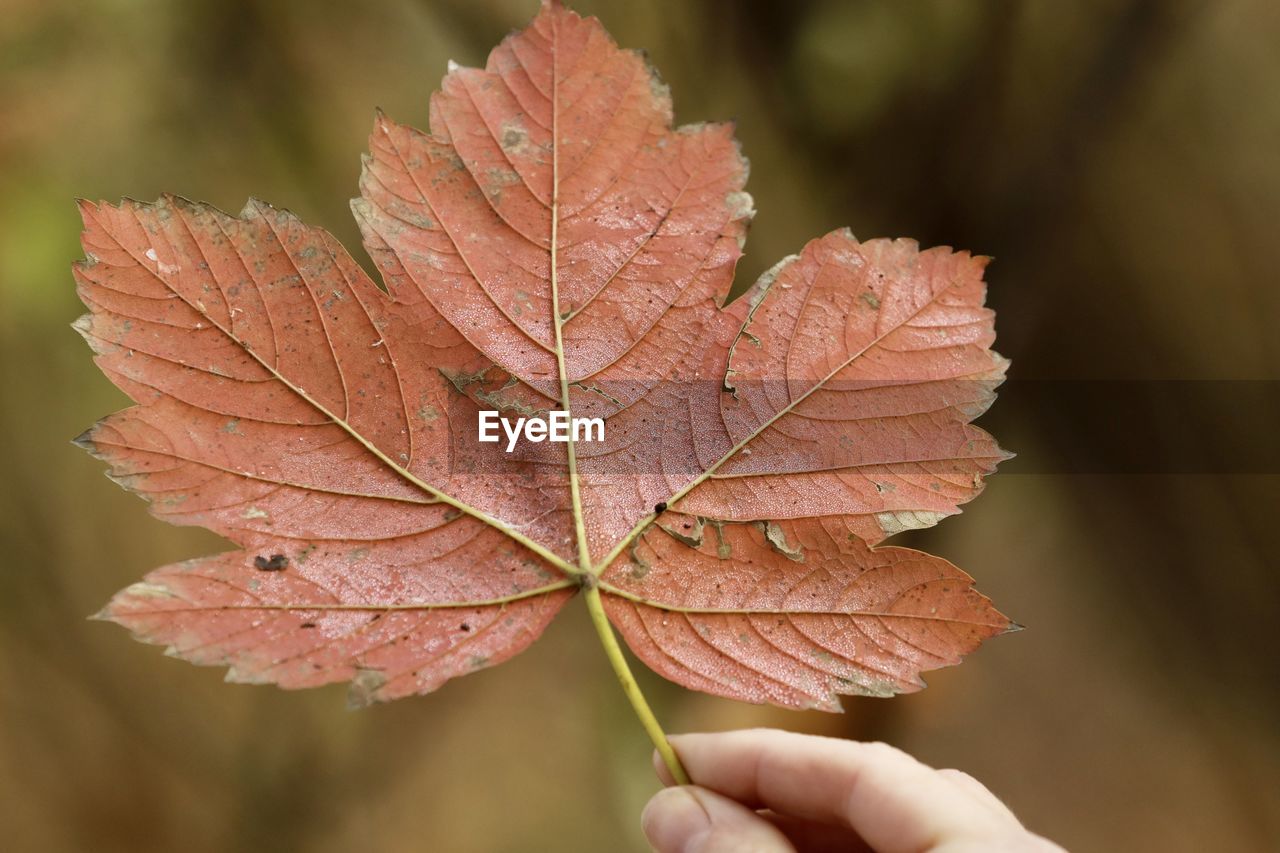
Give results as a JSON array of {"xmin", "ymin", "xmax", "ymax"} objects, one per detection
[{"xmin": 641, "ymin": 729, "xmax": 1065, "ymax": 852}]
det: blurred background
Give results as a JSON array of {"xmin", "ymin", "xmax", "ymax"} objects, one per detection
[{"xmin": 1, "ymin": 0, "xmax": 1277, "ymax": 850}]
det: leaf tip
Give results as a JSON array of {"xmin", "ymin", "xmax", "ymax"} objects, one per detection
[
  {"xmin": 223, "ymin": 666, "xmax": 249, "ymax": 685},
  {"xmin": 346, "ymin": 668, "xmax": 388, "ymax": 709},
  {"xmin": 371, "ymin": 108, "xmax": 394, "ymax": 135},
  {"xmin": 156, "ymin": 193, "xmax": 194, "ymax": 217},
  {"xmin": 814, "ymin": 693, "xmax": 846, "ymax": 713},
  {"xmin": 71, "ymin": 425, "xmax": 96, "ymax": 453},
  {"xmin": 69, "ymin": 313, "xmax": 94, "ymax": 342},
  {"xmin": 349, "ymin": 196, "xmax": 374, "ymax": 233},
  {"xmin": 75, "ymin": 198, "xmax": 103, "ymax": 229},
  {"xmin": 240, "ymin": 197, "xmax": 270, "ymax": 219},
  {"xmin": 1003, "ymin": 621, "xmax": 1026, "ymax": 635}
]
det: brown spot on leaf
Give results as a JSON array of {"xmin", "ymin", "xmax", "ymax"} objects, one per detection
[{"xmin": 253, "ymin": 554, "xmax": 288, "ymax": 571}]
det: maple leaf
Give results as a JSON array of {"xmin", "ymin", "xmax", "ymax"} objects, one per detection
[{"xmin": 74, "ymin": 0, "xmax": 1012, "ymax": 770}]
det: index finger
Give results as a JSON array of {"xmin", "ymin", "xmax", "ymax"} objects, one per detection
[{"xmin": 658, "ymin": 729, "xmax": 1021, "ymax": 852}]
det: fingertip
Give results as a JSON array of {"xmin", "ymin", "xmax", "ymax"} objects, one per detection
[
  {"xmin": 642, "ymin": 786, "xmax": 793, "ymax": 853},
  {"xmin": 936, "ymin": 768, "xmax": 1020, "ymax": 820},
  {"xmin": 642, "ymin": 787, "xmax": 709, "ymax": 852}
]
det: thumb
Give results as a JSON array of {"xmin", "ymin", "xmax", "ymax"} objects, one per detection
[{"xmin": 641, "ymin": 785, "xmax": 794, "ymax": 853}]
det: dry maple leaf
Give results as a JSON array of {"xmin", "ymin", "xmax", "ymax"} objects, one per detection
[{"xmin": 73, "ymin": 0, "xmax": 1013, "ymax": 776}]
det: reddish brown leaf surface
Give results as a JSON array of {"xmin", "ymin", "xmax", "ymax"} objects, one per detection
[
  {"xmin": 602, "ymin": 515, "xmax": 1008, "ymax": 709},
  {"xmin": 76, "ymin": 1, "xmax": 1012, "ymax": 710}
]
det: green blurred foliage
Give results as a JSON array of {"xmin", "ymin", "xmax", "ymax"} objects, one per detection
[{"xmin": 1, "ymin": 1, "xmax": 1277, "ymax": 850}]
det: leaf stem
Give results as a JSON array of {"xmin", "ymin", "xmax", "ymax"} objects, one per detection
[
  {"xmin": 583, "ymin": 583, "xmax": 690, "ymax": 785},
  {"xmin": 547, "ymin": 5, "xmax": 592, "ymax": 573},
  {"xmin": 549, "ymin": 12, "xmax": 684, "ymax": 784}
]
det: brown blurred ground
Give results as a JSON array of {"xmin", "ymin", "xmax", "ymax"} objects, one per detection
[{"xmin": 1, "ymin": 1, "xmax": 1277, "ymax": 851}]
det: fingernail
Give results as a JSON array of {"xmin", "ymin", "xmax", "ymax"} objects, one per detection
[{"xmin": 642, "ymin": 787, "xmax": 710, "ymax": 852}]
